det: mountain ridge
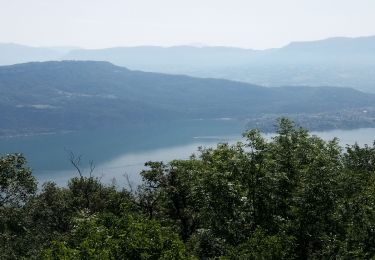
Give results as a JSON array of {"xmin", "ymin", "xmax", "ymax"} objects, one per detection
[
  {"xmin": 1, "ymin": 60, "xmax": 375, "ymax": 136},
  {"xmin": 1, "ymin": 36, "xmax": 375, "ymax": 91}
]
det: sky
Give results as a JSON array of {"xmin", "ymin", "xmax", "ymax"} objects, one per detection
[{"xmin": 0, "ymin": 0, "xmax": 374, "ymax": 49}]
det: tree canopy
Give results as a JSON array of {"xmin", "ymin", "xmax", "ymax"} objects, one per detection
[{"xmin": 2, "ymin": 118, "xmax": 375, "ymax": 259}]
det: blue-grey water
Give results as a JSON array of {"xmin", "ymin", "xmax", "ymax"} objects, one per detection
[{"xmin": 0, "ymin": 120, "xmax": 374, "ymax": 186}]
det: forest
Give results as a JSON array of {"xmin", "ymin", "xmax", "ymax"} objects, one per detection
[
  {"xmin": 2, "ymin": 61, "xmax": 375, "ymax": 137},
  {"xmin": 1, "ymin": 118, "xmax": 375, "ymax": 259}
]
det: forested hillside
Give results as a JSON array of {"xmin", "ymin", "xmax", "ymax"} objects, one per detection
[
  {"xmin": 1, "ymin": 61, "xmax": 375, "ymax": 136},
  {"xmin": 1, "ymin": 36, "xmax": 375, "ymax": 92},
  {"xmin": 2, "ymin": 119, "xmax": 375, "ymax": 259}
]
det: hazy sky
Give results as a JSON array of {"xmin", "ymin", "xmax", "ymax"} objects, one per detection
[{"xmin": 1, "ymin": 0, "xmax": 374, "ymax": 49}]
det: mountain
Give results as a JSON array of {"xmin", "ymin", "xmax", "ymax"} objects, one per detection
[
  {"xmin": 62, "ymin": 36, "xmax": 375, "ymax": 92},
  {"xmin": 281, "ymin": 36, "xmax": 375, "ymax": 56},
  {"xmin": 64, "ymin": 36, "xmax": 375, "ymax": 67},
  {"xmin": 1, "ymin": 36, "xmax": 374, "ymax": 92},
  {"xmin": 0, "ymin": 43, "xmax": 74, "ymax": 66},
  {"xmin": 1, "ymin": 61, "xmax": 375, "ymax": 136},
  {"xmin": 64, "ymin": 46, "xmax": 260, "ymax": 72}
]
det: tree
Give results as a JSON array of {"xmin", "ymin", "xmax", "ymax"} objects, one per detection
[
  {"xmin": 43, "ymin": 212, "xmax": 190, "ymax": 260},
  {"xmin": 0, "ymin": 153, "xmax": 36, "ymax": 207},
  {"xmin": 0, "ymin": 153, "xmax": 37, "ymax": 259}
]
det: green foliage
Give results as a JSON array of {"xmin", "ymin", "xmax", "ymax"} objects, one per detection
[
  {"xmin": 0, "ymin": 153, "xmax": 36, "ymax": 207},
  {"xmin": 3, "ymin": 118, "xmax": 375, "ymax": 259},
  {"xmin": 137, "ymin": 118, "xmax": 375, "ymax": 258},
  {"xmin": 226, "ymin": 228, "xmax": 296, "ymax": 259},
  {"xmin": 0, "ymin": 154, "xmax": 37, "ymax": 259},
  {"xmin": 67, "ymin": 176, "xmax": 134, "ymax": 215},
  {"xmin": 43, "ymin": 213, "xmax": 189, "ymax": 260}
]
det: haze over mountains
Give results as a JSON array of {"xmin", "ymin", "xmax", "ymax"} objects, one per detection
[
  {"xmin": 0, "ymin": 43, "xmax": 75, "ymax": 65},
  {"xmin": 1, "ymin": 60, "xmax": 375, "ymax": 136},
  {"xmin": 1, "ymin": 35, "xmax": 375, "ymax": 92}
]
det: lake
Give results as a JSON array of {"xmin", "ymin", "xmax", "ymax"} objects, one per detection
[{"xmin": 1, "ymin": 119, "xmax": 374, "ymax": 186}]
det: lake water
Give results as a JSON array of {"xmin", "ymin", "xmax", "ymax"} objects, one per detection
[{"xmin": 1, "ymin": 120, "xmax": 374, "ymax": 186}]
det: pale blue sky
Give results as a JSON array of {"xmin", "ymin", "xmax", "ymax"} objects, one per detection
[{"xmin": 1, "ymin": 0, "xmax": 374, "ymax": 49}]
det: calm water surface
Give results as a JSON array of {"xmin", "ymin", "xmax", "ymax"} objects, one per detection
[{"xmin": 0, "ymin": 120, "xmax": 374, "ymax": 186}]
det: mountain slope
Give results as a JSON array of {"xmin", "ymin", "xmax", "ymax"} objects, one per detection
[
  {"xmin": 1, "ymin": 36, "xmax": 375, "ymax": 91},
  {"xmin": 62, "ymin": 36, "xmax": 375, "ymax": 92},
  {"xmin": 64, "ymin": 36, "xmax": 375, "ymax": 67},
  {"xmin": 0, "ymin": 43, "xmax": 72, "ymax": 66},
  {"xmin": 282, "ymin": 36, "xmax": 375, "ymax": 55},
  {"xmin": 1, "ymin": 61, "xmax": 375, "ymax": 135}
]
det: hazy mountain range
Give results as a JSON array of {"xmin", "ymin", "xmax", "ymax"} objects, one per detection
[
  {"xmin": 1, "ymin": 61, "xmax": 375, "ymax": 136},
  {"xmin": 1, "ymin": 35, "xmax": 374, "ymax": 92}
]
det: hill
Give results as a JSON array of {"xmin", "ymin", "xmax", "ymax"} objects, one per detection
[
  {"xmin": 62, "ymin": 36, "xmax": 375, "ymax": 92},
  {"xmin": 2, "ymin": 36, "xmax": 375, "ymax": 92},
  {"xmin": 0, "ymin": 43, "xmax": 74, "ymax": 65},
  {"xmin": 1, "ymin": 61, "xmax": 375, "ymax": 136}
]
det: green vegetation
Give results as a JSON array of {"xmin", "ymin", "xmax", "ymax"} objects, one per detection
[
  {"xmin": 2, "ymin": 119, "xmax": 375, "ymax": 259},
  {"xmin": 2, "ymin": 61, "xmax": 375, "ymax": 136}
]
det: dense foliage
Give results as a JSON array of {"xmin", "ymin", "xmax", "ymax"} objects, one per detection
[{"xmin": 2, "ymin": 119, "xmax": 375, "ymax": 259}]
